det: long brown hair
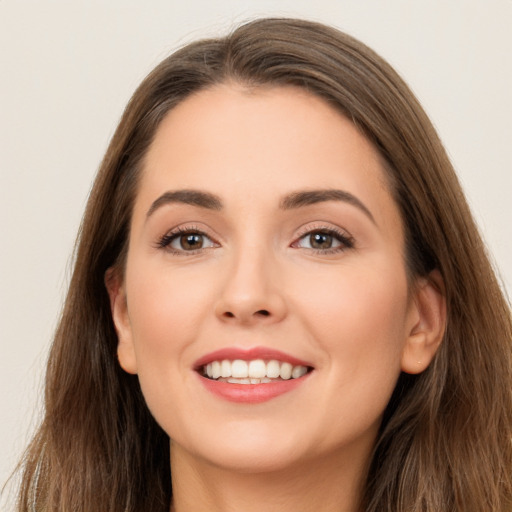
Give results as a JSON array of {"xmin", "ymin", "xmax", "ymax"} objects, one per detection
[{"xmin": 14, "ymin": 18, "xmax": 512, "ymax": 511}]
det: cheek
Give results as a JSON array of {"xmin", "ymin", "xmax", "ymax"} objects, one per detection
[
  {"xmin": 124, "ymin": 259, "xmax": 213, "ymax": 372},
  {"xmin": 292, "ymin": 259, "xmax": 409, "ymax": 402},
  {"xmin": 123, "ymin": 260, "xmax": 216, "ymax": 435}
]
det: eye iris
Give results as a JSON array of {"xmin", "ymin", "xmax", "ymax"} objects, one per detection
[
  {"xmin": 310, "ymin": 232, "xmax": 332, "ymax": 249},
  {"xmin": 181, "ymin": 234, "xmax": 203, "ymax": 250}
]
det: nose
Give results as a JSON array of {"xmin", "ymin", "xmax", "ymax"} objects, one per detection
[{"xmin": 214, "ymin": 248, "xmax": 287, "ymax": 326}]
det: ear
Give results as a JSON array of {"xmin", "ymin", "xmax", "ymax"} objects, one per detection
[
  {"xmin": 105, "ymin": 267, "xmax": 138, "ymax": 374},
  {"xmin": 401, "ymin": 270, "xmax": 446, "ymax": 374}
]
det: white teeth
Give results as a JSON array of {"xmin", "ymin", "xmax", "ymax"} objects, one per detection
[
  {"xmin": 266, "ymin": 360, "xmax": 281, "ymax": 378},
  {"xmin": 231, "ymin": 360, "xmax": 249, "ymax": 378},
  {"xmin": 292, "ymin": 365, "xmax": 308, "ymax": 379},
  {"xmin": 220, "ymin": 377, "xmax": 271, "ymax": 384},
  {"xmin": 203, "ymin": 359, "xmax": 310, "ymax": 382},
  {"xmin": 248, "ymin": 359, "xmax": 266, "ymax": 378},
  {"xmin": 211, "ymin": 361, "xmax": 221, "ymax": 379},
  {"xmin": 228, "ymin": 378, "xmax": 251, "ymax": 384},
  {"xmin": 220, "ymin": 359, "xmax": 231, "ymax": 378},
  {"xmin": 280, "ymin": 362, "xmax": 293, "ymax": 380}
]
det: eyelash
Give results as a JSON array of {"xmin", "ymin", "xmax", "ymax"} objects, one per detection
[{"xmin": 156, "ymin": 225, "xmax": 355, "ymax": 255}]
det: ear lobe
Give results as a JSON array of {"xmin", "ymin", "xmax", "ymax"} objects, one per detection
[
  {"xmin": 401, "ymin": 270, "xmax": 446, "ymax": 374},
  {"xmin": 105, "ymin": 267, "xmax": 138, "ymax": 374}
]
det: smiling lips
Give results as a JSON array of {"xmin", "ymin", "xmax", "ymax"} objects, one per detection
[
  {"xmin": 195, "ymin": 348, "xmax": 313, "ymax": 403},
  {"xmin": 204, "ymin": 359, "xmax": 309, "ymax": 384}
]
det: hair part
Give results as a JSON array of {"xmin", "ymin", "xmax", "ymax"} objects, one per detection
[{"xmin": 15, "ymin": 17, "xmax": 512, "ymax": 512}]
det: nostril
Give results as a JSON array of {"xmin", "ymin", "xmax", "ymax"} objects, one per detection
[{"xmin": 220, "ymin": 309, "xmax": 271, "ymax": 320}]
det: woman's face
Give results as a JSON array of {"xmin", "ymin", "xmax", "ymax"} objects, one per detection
[{"xmin": 110, "ymin": 84, "xmax": 431, "ymax": 473}]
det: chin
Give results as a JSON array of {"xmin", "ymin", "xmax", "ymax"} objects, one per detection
[
  {"xmin": 199, "ymin": 446, "xmax": 303, "ymax": 475},
  {"xmin": 173, "ymin": 421, "xmax": 309, "ymax": 474}
]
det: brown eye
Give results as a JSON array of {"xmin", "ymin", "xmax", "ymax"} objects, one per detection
[
  {"xmin": 309, "ymin": 232, "xmax": 333, "ymax": 249},
  {"xmin": 293, "ymin": 228, "xmax": 354, "ymax": 253},
  {"xmin": 179, "ymin": 233, "xmax": 204, "ymax": 250},
  {"xmin": 158, "ymin": 230, "xmax": 217, "ymax": 252}
]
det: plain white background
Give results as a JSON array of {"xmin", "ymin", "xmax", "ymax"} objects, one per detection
[{"xmin": 1, "ymin": 0, "xmax": 511, "ymax": 502}]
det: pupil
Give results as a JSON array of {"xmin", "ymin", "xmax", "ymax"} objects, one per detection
[
  {"xmin": 181, "ymin": 234, "xmax": 203, "ymax": 250},
  {"xmin": 310, "ymin": 232, "xmax": 332, "ymax": 249}
]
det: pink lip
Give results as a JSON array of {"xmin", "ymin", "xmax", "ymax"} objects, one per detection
[
  {"xmin": 193, "ymin": 346, "xmax": 313, "ymax": 369},
  {"xmin": 197, "ymin": 374, "xmax": 310, "ymax": 404},
  {"xmin": 193, "ymin": 346, "xmax": 313, "ymax": 404}
]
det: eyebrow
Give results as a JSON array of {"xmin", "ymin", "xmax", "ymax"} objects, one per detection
[
  {"xmin": 280, "ymin": 189, "xmax": 375, "ymax": 224},
  {"xmin": 146, "ymin": 188, "xmax": 375, "ymax": 224},
  {"xmin": 146, "ymin": 189, "xmax": 223, "ymax": 217}
]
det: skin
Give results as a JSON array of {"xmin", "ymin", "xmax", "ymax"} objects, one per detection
[{"xmin": 108, "ymin": 84, "xmax": 445, "ymax": 512}]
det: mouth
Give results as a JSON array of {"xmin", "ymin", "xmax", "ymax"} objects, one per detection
[
  {"xmin": 194, "ymin": 348, "xmax": 314, "ymax": 403},
  {"xmin": 200, "ymin": 358, "xmax": 312, "ymax": 384}
]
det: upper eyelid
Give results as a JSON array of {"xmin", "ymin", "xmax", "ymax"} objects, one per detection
[
  {"xmin": 294, "ymin": 222, "xmax": 353, "ymax": 238},
  {"xmin": 162, "ymin": 223, "xmax": 218, "ymax": 240}
]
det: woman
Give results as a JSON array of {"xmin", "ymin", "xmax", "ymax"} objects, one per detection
[{"xmin": 15, "ymin": 17, "xmax": 512, "ymax": 512}]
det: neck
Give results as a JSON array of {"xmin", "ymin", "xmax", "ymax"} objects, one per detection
[{"xmin": 169, "ymin": 442, "xmax": 370, "ymax": 512}]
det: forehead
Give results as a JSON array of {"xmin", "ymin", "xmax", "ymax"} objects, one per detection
[{"xmin": 135, "ymin": 84, "xmax": 401, "ymax": 237}]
